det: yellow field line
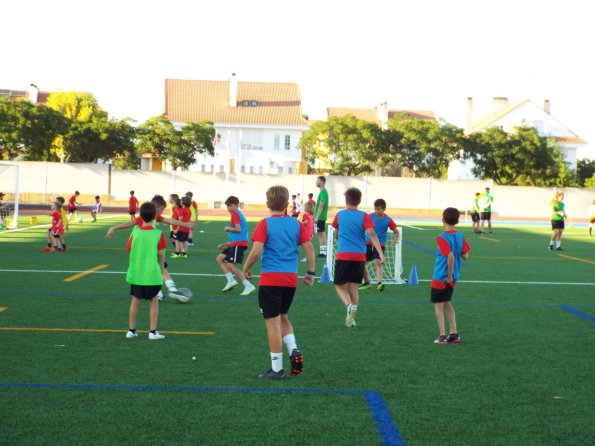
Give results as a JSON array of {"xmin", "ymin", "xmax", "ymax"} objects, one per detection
[
  {"xmin": 0, "ymin": 327, "xmax": 215, "ymax": 336},
  {"xmin": 63, "ymin": 264, "xmax": 109, "ymax": 282},
  {"xmin": 557, "ymin": 254, "xmax": 595, "ymax": 266},
  {"xmin": 479, "ymin": 236, "xmax": 501, "ymax": 243},
  {"xmin": 0, "ymin": 307, "xmax": 7, "ymax": 313}
]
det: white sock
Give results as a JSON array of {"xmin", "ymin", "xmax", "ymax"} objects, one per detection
[
  {"xmin": 549, "ymin": 241, "xmax": 554, "ymax": 246},
  {"xmin": 165, "ymin": 279, "xmax": 177, "ymax": 292},
  {"xmin": 283, "ymin": 334, "xmax": 297, "ymax": 353},
  {"xmin": 555, "ymin": 241, "xmax": 561, "ymax": 248},
  {"xmin": 320, "ymin": 245, "xmax": 327, "ymax": 254},
  {"xmin": 271, "ymin": 352, "xmax": 283, "ymax": 372},
  {"xmin": 242, "ymin": 279, "xmax": 252, "ymax": 288},
  {"xmin": 225, "ymin": 272, "xmax": 234, "ymax": 283}
]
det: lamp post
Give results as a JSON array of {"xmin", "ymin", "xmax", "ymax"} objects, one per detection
[{"xmin": 29, "ymin": 83, "xmax": 39, "ymax": 104}]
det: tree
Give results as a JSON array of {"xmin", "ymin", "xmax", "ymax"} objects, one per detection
[
  {"xmin": 0, "ymin": 98, "xmax": 68, "ymax": 161},
  {"xmin": 386, "ymin": 114, "xmax": 466, "ymax": 178},
  {"xmin": 577, "ymin": 159, "xmax": 595, "ymax": 186},
  {"xmin": 136, "ymin": 116, "xmax": 215, "ymax": 170},
  {"xmin": 467, "ymin": 126, "xmax": 569, "ymax": 186},
  {"xmin": 300, "ymin": 115, "xmax": 381, "ymax": 175}
]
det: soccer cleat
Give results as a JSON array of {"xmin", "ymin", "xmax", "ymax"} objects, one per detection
[
  {"xmin": 376, "ymin": 284, "xmax": 385, "ymax": 293},
  {"xmin": 168, "ymin": 292, "xmax": 190, "ymax": 303},
  {"xmin": 157, "ymin": 290, "xmax": 165, "ymax": 302},
  {"xmin": 240, "ymin": 284, "xmax": 256, "ymax": 296},
  {"xmin": 434, "ymin": 335, "xmax": 448, "ymax": 344},
  {"xmin": 556, "ymin": 247, "xmax": 563, "ymax": 251},
  {"xmin": 548, "ymin": 245, "xmax": 554, "ymax": 251},
  {"xmin": 62, "ymin": 246, "xmax": 68, "ymax": 252},
  {"xmin": 347, "ymin": 320, "xmax": 357, "ymax": 328},
  {"xmin": 345, "ymin": 304, "xmax": 357, "ymax": 327},
  {"xmin": 170, "ymin": 253, "xmax": 182, "ymax": 258},
  {"xmin": 446, "ymin": 333, "xmax": 461, "ymax": 343},
  {"xmin": 358, "ymin": 282, "xmax": 372, "ymax": 290},
  {"xmin": 148, "ymin": 331, "xmax": 165, "ymax": 340},
  {"xmin": 43, "ymin": 247, "xmax": 53, "ymax": 252},
  {"xmin": 126, "ymin": 330, "xmax": 138, "ymax": 339},
  {"xmin": 258, "ymin": 369, "xmax": 285, "ymax": 379},
  {"xmin": 290, "ymin": 349, "xmax": 304, "ymax": 376},
  {"xmin": 221, "ymin": 280, "xmax": 238, "ymax": 292}
]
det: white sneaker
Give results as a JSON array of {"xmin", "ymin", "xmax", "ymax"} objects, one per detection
[
  {"xmin": 240, "ymin": 284, "xmax": 256, "ymax": 296},
  {"xmin": 126, "ymin": 330, "xmax": 138, "ymax": 339},
  {"xmin": 345, "ymin": 304, "xmax": 358, "ymax": 327},
  {"xmin": 148, "ymin": 331, "xmax": 165, "ymax": 340},
  {"xmin": 157, "ymin": 290, "xmax": 165, "ymax": 302},
  {"xmin": 221, "ymin": 280, "xmax": 238, "ymax": 292},
  {"xmin": 300, "ymin": 257, "xmax": 307, "ymax": 263}
]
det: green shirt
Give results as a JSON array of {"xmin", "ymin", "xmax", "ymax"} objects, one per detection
[
  {"xmin": 126, "ymin": 226, "xmax": 163, "ymax": 286},
  {"xmin": 552, "ymin": 201, "xmax": 565, "ymax": 221},
  {"xmin": 314, "ymin": 188, "xmax": 329, "ymax": 221},
  {"xmin": 471, "ymin": 198, "xmax": 479, "ymax": 213},
  {"xmin": 479, "ymin": 193, "xmax": 493, "ymax": 212}
]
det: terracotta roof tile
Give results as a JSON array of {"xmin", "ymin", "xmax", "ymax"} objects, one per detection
[{"xmin": 165, "ymin": 79, "xmax": 309, "ymax": 127}]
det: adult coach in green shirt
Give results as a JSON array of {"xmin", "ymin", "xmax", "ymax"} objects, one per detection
[
  {"xmin": 314, "ymin": 176, "xmax": 329, "ymax": 257},
  {"xmin": 479, "ymin": 187, "xmax": 493, "ymax": 234}
]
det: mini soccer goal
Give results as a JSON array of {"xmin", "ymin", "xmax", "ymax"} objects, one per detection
[
  {"xmin": 326, "ymin": 225, "xmax": 405, "ymax": 284},
  {"xmin": 0, "ymin": 162, "xmax": 20, "ymax": 229}
]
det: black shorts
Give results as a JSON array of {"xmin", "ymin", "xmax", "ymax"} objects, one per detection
[
  {"xmin": 551, "ymin": 219, "xmax": 565, "ymax": 230},
  {"xmin": 259, "ymin": 286, "xmax": 296, "ymax": 319},
  {"xmin": 365, "ymin": 244, "xmax": 385, "ymax": 262},
  {"xmin": 68, "ymin": 207, "xmax": 77, "ymax": 214},
  {"xmin": 471, "ymin": 212, "xmax": 480, "ymax": 223},
  {"xmin": 129, "ymin": 211, "xmax": 136, "ymax": 216},
  {"xmin": 480, "ymin": 212, "xmax": 491, "ymax": 221},
  {"xmin": 48, "ymin": 229, "xmax": 63, "ymax": 237},
  {"xmin": 176, "ymin": 231, "xmax": 189, "ymax": 242},
  {"xmin": 223, "ymin": 245, "xmax": 247, "ymax": 264},
  {"xmin": 170, "ymin": 231, "xmax": 177, "ymax": 240},
  {"xmin": 130, "ymin": 284, "xmax": 162, "ymax": 301},
  {"xmin": 316, "ymin": 220, "xmax": 326, "ymax": 233},
  {"xmin": 430, "ymin": 286, "xmax": 454, "ymax": 303},
  {"xmin": 334, "ymin": 260, "xmax": 365, "ymax": 285}
]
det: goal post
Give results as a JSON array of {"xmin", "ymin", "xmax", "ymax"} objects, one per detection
[
  {"xmin": 0, "ymin": 161, "xmax": 20, "ymax": 229},
  {"xmin": 326, "ymin": 226, "xmax": 405, "ymax": 284}
]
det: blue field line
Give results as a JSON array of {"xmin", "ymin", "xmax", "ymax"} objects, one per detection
[
  {"xmin": 0, "ymin": 382, "xmax": 405, "ymax": 445},
  {"xmin": 559, "ymin": 305, "xmax": 595, "ymax": 323},
  {"xmin": 401, "ymin": 239, "xmax": 435, "ymax": 255}
]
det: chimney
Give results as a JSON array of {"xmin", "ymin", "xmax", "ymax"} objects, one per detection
[
  {"xmin": 229, "ymin": 73, "xmax": 237, "ymax": 108},
  {"xmin": 492, "ymin": 97, "xmax": 508, "ymax": 113},
  {"xmin": 544, "ymin": 99, "xmax": 551, "ymax": 114},
  {"xmin": 377, "ymin": 101, "xmax": 388, "ymax": 126},
  {"xmin": 466, "ymin": 97, "xmax": 473, "ymax": 133}
]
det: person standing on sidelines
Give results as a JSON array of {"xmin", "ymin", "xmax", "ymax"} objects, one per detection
[
  {"xmin": 478, "ymin": 187, "xmax": 493, "ymax": 234},
  {"xmin": 243, "ymin": 185, "xmax": 315, "ymax": 379},
  {"xmin": 128, "ymin": 191, "xmax": 139, "ymax": 221},
  {"xmin": 470, "ymin": 192, "xmax": 481, "ymax": 234},
  {"xmin": 589, "ymin": 199, "xmax": 595, "ymax": 237},
  {"xmin": 314, "ymin": 176, "xmax": 329, "ymax": 257},
  {"xmin": 91, "ymin": 195, "xmax": 102, "ymax": 222},
  {"xmin": 185, "ymin": 191, "xmax": 199, "ymax": 246},
  {"xmin": 549, "ymin": 191, "xmax": 567, "ymax": 251}
]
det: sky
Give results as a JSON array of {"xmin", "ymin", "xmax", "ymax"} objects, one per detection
[{"xmin": 3, "ymin": 0, "xmax": 594, "ymax": 159}]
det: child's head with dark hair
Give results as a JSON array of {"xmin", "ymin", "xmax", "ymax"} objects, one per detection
[
  {"xmin": 56, "ymin": 196, "xmax": 65, "ymax": 204},
  {"xmin": 266, "ymin": 186, "xmax": 289, "ymax": 212},
  {"xmin": 185, "ymin": 191, "xmax": 193, "ymax": 198},
  {"xmin": 373, "ymin": 198, "xmax": 387, "ymax": 210},
  {"xmin": 475, "ymin": 192, "xmax": 480, "ymax": 197},
  {"xmin": 225, "ymin": 196, "xmax": 240, "ymax": 206},
  {"xmin": 308, "ymin": 193, "xmax": 313, "ymax": 199},
  {"xmin": 173, "ymin": 198, "xmax": 182, "ymax": 209},
  {"xmin": 53, "ymin": 201, "xmax": 62, "ymax": 211},
  {"xmin": 74, "ymin": 191, "xmax": 80, "ymax": 196},
  {"xmin": 292, "ymin": 194, "xmax": 296, "ymax": 199},
  {"xmin": 344, "ymin": 187, "xmax": 362, "ymax": 206},
  {"xmin": 181, "ymin": 196, "xmax": 192, "ymax": 207},
  {"xmin": 140, "ymin": 202, "xmax": 157, "ymax": 223},
  {"xmin": 95, "ymin": 195, "xmax": 100, "ymax": 200},
  {"xmin": 303, "ymin": 201, "xmax": 314, "ymax": 214},
  {"xmin": 151, "ymin": 195, "xmax": 167, "ymax": 208},
  {"xmin": 443, "ymin": 207, "xmax": 460, "ymax": 226},
  {"xmin": 130, "ymin": 190, "xmax": 135, "ymax": 196}
]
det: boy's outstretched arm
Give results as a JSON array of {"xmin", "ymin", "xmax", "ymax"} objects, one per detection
[
  {"xmin": 366, "ymin": 228, "xmax": 385, "ymax": 264},
  {"xmin": 242, "ymin": 241, "xmax": 263, "ymax": 280},
  {"xmin": 160, "ymin": 217, "xmax": 196, "ymax": 229},
  {"xmin": 105, "ymin": 220, "xmax": 136, "ymax": 238}
]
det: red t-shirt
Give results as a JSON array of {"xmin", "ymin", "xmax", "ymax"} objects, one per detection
[
  {"xmin": 51, "ymin": 210, "xmax": 64, "ymax": 236},
  {"xmin": 177, "ymin": 207, "xmax": 191, "ymax": 233},
  {"xmin": 129, "ymin": 196, "xmax": 139, "ymax": 213},
  {"xmin": 126, "ymin": 226, "xmax": 167, "ymax": 252},
  {"xmin": 68, "ymin": 195, "xmax": 77, "ymax": 210},
  {"xmin": 301, "ymin": 211, "xmax": 314, "ymax": 241}
]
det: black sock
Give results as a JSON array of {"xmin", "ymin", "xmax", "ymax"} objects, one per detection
[
  {"xmin": 129, "ymin": 328, "xmax": 136, "ymax": 333},
  {"xmin": 47, "ymin": 243, "xmax": 51, "ymax": 247},
  {"xmin": 150, "ymin": 330, "xmax": 156, "ymax": 334}
]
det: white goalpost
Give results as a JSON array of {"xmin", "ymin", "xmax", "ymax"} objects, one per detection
[
  {"xmin": 326, "ymin": 225, "xmax": 405, "ymax": 284},
  {"xmin": 0, "ymin": 161, "xmax": 20, "ymax": 229}
]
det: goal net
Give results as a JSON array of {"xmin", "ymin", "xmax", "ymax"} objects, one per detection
[
  {"xmin": 0, "ymin": 162, "xmax": 20, "ymax": 229},
  {"xmin": 326, "ymin": 226, "xmax": 405, "ymax": 284}
]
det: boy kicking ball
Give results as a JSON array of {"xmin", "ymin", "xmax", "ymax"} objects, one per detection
[{"xmin": 431, "ymin": 207, "xmax": 470, "ymax": 344}]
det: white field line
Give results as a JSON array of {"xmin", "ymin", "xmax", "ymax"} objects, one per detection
[
  {"xmin": 1, "ymin": 268, "xmax": 594, "ymax": 286},
  {"xmin": 0, "ymin": 214, "xmax": 128, "ymax": 234}
]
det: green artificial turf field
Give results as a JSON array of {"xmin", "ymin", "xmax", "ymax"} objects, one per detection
[{"xmin": 1, "ymin": 214, "xmax": 594, "ymax": 445}]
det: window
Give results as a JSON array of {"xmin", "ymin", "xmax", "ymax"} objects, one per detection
[
  {"xmin": 249, "ymin": 166, "xmax": 254, "ymax": 174},
  {"xmin": 241, "ymin": 143, "xmax": 251, "ymax": 150},
  {"xmin": 219, "ymin": 165, "xmax": 224, "ymax": 173},
  {"xmin": 277, "ymin": 167, "xmax": 284, "ymax": 174},
  {"xmin": 274, "ymin": 135, "xmax": 280, "ymax": 150},
  {"xmin": 242, "ymin": 100, "xmax": 250, "ymax": 107},
  {"xmin": 241, "ymin": 166, "xmax": 246, "ymax": 173},
  {"xmin": 288, "ymin": 167, "xmax": 294, "ymax": 174},
  {"xmin": 258, "ymin": 166, "xmax": 264, "ymax": 174},
  {"xmin": 201, "ymin": 165, "xmax": 206, "ymax": 173},
  {"xmin": 284, "ymin": 135, "xmax": 291, "ymax": 150}
]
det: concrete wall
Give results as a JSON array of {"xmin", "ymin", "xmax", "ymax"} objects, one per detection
[{"xmin": 1, "ymin": 162, "xmax": 594, "ymax": 219}]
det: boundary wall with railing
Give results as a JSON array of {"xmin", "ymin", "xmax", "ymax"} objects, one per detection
[{"xmin": 0, "ymin": 162, "xmax": 594, "ymax": 220}]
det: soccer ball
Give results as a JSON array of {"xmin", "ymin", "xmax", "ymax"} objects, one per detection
[{"xmin": 172, "ymin": 288, "xmax": 193, "ymax": 303}]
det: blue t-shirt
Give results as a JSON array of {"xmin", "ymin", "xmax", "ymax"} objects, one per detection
[
  {"xmin": 431, "ymin": 230, "xmax": 470, "ymax": 289},
  {"xmin": 228, "ymin": 210, "xmax": 248, "ymax": 247},
  {"xmin": 332, "ymin": 209, "xmax": 374, "ymax": 261},
  {"xmin": 365, "ymin": 213, "xmax": 397, "ymax": 246}
]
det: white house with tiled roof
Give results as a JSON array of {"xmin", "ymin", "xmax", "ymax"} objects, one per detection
[
  {"xmin": 448, "ymin": 97, "xmax": 587, "ymax": 179},
  {"xmin": 327, "ymin": 102, "xmax": 435, "ymax": 128},
  {"xmin": 158, "ymin": 74, "xmax": 310, "ymax": 174}
]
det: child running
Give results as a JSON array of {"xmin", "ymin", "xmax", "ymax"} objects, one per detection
[
  {"xmin": 243, "ymin": 185, "xmax": 316, "ymax": 379},
  {"xmin": 67, "ymin": 191, "xmax": 82, "ymax": 222},
  {"xmin": 359, "ymin": 198, "xmax": 399, "ymax": 293},
  {"xmin": 125, "ymin": 202, "xmax": 168, "ymax": 340},
  {"xmin": 431, "ymin": 207, "xmax": 470, "ymax": 344},
  {"xmin": 55, "ymin": 196, "xmax": 69, "ymax": 251},
  {"xmin": 216, "ymin": 196, "xmax": 256, "ymax": 296},
  {"xmin": 332, "ymin": 187, "xmax": 384, "ymax": 327},
  {"xmin": 91, "ymin": 195, "xmax": 102, "ymax": 222}
]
